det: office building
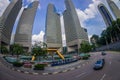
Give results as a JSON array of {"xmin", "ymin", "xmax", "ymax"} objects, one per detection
[
  {"xmin": 45, "ymin": 3, "xmax": 62, "ymax": 49},
  {"xmin": 14, "ymin": 1, "xmax": 39, "ymax": 52},
  {"xmin": 107, "ymin": 0, "xmax": 120, "ymax": 19},
  {"xmin": 98, "ymin": 3, "xmax": 113, "ymax": 27},
  {"xmin": 0, "ymin": 0, "xmax": 22, "ymax": 46},
  {"xmin": 63, "ymin": 0, "xmax": 88, "ymax": 52}
]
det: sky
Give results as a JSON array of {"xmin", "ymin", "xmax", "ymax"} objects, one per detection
[{"xmin": 0, "ymin": 0, "xmax": 120, "ymax": 45}]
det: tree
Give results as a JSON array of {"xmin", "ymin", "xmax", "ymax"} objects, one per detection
[
  {"xmin": 32, "ymin": 41, "xmax": 47, "ymax": 61},
  {"xmin": 90, "ymin": 34, "xmax": 99, "ymax": 47},
  {"xmin": 0, "ymin": 46, "xmax": 8, "ymax": 54},
  {"xmin": 112, "ymin": 20, "xmax": 120, "ymax": 30},
  {"xmin": 79, "ymin": 41, "xmax": 92, "ymax": 53},
  {"xmin": 94, "ymin": 18, "xmax": 120, "ymax": 47},
  {"xmin": 10, "ymin": 44, "xmax": 24, "ymax": 58},
  {"xmin": 106, "ymin": 26, "xmax": 114, "ymax": 43},
  {"xmin": 113, "ymin": 19, "xmax": 120, "ymax": 40},
  {"xmin": 116, "ymin": 18, "xmax": 120, "ymax": 28}
]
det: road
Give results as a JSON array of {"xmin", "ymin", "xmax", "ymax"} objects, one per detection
[{"xmin": 0, "ymin": 51, "xmax": 120, "ymax": 80}]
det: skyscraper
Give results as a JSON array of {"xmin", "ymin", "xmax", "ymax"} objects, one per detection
[
  {"xmin": 14, "ymin": 1, "xmax": 39, "ymax": 52},
  {"xmin": 106, "ymin": 0, "xmax": 120, "ymax": 19},
  {"xmin": 45, "ymin": 3, "xmax": 62, "ymax": 49},
  {"xmin": 63, "ymin": 0, "xmax": 88, "ymax": 52},
  {"xmin": 98, "ymin": 3, "xmax": 113, "ymax": 27},
  {"xmin": 0, "ymin": 0, "xmax": 22, "ymax": 46}
]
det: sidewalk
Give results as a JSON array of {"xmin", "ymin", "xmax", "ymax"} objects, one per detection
[
  {"xmin": 44, "ymin": 60, "xmax": 87, "ymax": 73},
  {"xmin": 0, "ymin": 54, "xmax": 90, "ymax": 75}
]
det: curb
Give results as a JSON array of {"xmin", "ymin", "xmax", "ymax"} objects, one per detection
[
  {"xmin": 2, "ymin": 59, "xmax": 90, "ymax": 75},
  {"xmin": 42, "ymin": 61, "xmax": 90, "ymax": 75}
]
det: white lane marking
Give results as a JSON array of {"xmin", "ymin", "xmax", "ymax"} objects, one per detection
[
  {"xmin": 70, "ymin": 68, "xmax": 75, "ymax": 70},
  {"xmin": 52, "ymin": 72, "xmax": 58, "ymax": 74},
  {"xmin": 75, "ymin": 72, "xmax": 86, "ymax": 78},
  {"xmin": 100, "ymin": 74, "xmax": 106, "ymax": 80},
  {"xmin": 42, "ymin": 73, "xmax": 48, "ymax": 75},
  {"xmin": 109, "ymin": 61, "xmax": 112, "ymax": 65}
]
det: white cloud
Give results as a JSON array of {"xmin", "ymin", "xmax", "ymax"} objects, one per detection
[
  {"xmin": 76, "ymin": 0, "xmax": 120, "ymax": 37},
  {"xmin": 0, "ymin": 0, "xmax": 10, "ymax": 16},
  {"xmin": 88, "ymin": 35, "xmax": 92, "ymax": 43},
  {"xmin": 26, "ymin": 0, "xmax": 41, "ymax": 9},
  {"xmin": 76, "ymin": 0, "xmax": 101, "ymax": 27},
  {"xmin": 10, "ymin": 34, "xmax": 15, "ymax": 44},
  {"xmin": 38, "ymin": 3, "xmax": 41, "ymax": 9},
  {"xmin": 27, "ymin": 0, "xmax": 39, "ymax": 3},
  {"xmin": 62, "ymin": 34, "xmax": 66, "ymax": 46},
  {"xmin": 32, "ymin": 31, "xmax": 45, "ymax": 44},
  {"xmin": 60, "ymin": 15, "xmax": 66, "ymax": 46}
]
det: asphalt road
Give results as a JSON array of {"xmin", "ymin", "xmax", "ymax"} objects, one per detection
[{"xmin": 0, "ymin": 51, "xmax": 120, "ymax": 80}]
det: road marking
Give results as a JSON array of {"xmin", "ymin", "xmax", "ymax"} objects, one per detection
[
  {"xmin": 17, "ymin": 70, "xmax": 21, "ymax": 72},
  {"xmin": 42, "ymin": 73, "xmax": 48, "ymax": 75},
  {"xmin": 24, "ymin": 71, "xmax": 29, "ymax": 74},
  {"xmin": 75, "ymin": 72, "xmax": 86, "ymax": 78},
  {"xmin": 82, "ymin": 64, "xmax": 85, "ymax": 66},
  {"xmin": 52, "ymin": 72, "xmax": 58, "ymax": 74},
  {"xmin": 62, "ymin": 70, "xmax": 68, "ymax": 72},
  {"xmin": 33, "ymin": 72, "xmax": 39, "ymax": 75},
  {"xmin": 77, "ymin": 66, "xmax": 81, "ymax": 68},
  {"xmin": 100, "ymin": 74, "xmax": 106, "ymax": 80},
  {"xmin": 109, "ymin": 61, "xmax": 112, "ymax": 65},
  {"xmin": 70, "ymin": 68, "xmax": 75, "ymax": 70}
]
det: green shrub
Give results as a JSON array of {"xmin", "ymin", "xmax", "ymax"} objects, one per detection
[
  {"xmin": 86, "ymin": 54, "xmax": 90, "ymax": 57},
  {"xmin": 34, "ymin": 64, "xmax": 46, "ymax": 70},
  {"xmin": 12, "ymin": 62, "xmax": 23, "ymax": 67},
  {"xmin": 82, "ymin": 56, "xmax": 89, "ymax": 60}
]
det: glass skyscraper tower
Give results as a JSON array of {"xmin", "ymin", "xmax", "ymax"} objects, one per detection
[
  {"xmin": 63, "ymin": 0, "xmax": 88, "ymax": 52},
  {"xmin": 14, "ymin": 1, "xmax": 39, "ymax": 52},
  {"xmin": 98, "ymin": 3, "xmax": 113, "ymax": 27},
  {"xmin": 106, "ymin": 0, "xmax": 120, "ymax": 19},
  {"xmin": 45, "ymin": 4, "xmax": 62, "ymax": 49},
  {"xmin": 0, "ymin": 0, "xmax": 22, "ymax": 46}
]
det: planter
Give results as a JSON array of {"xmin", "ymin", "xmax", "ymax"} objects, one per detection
[
  {"xmin": 12, "ymin": 62, "xmax": 23, "ymax": 67},
  {"xmin": 34, "ymin": 64, "xmax": 46, "ymax": 70},
  {"xmin": 23, "ymin": 63, "xmax": 32, "ymax": 68}
]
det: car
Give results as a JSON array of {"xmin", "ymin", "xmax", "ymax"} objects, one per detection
[
  {"xmin": 93, "ymin": 59, "xmax": 105, "ymax": 70},
  {"xmin": 101, "ymin": 52, "xmax": 106, "ymax": 55}
]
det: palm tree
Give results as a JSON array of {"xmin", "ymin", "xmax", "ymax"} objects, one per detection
[
  {"xmin": 111, "ymin": 20, "xmax": 120, "ymax": 41},
  {"xmin": 116, "ymin": 18, "xmax": 120, "ymax": 40},
  {"xmin": 116, "ymin": 18, "xmax": 120, "ymax": 32},
  {"xmin": 106, "ymin": 26, "xmax": 114, "ymax": 43}
]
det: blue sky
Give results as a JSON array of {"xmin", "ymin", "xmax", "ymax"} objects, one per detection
[{"xmin": 0, "ymin": 0, "xmax": 120, "ymax": 44}]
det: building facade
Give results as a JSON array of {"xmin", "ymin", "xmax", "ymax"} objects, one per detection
[
  {"xmin": 98, "ymin": 3, "xmax": 113, "ymax": 27},
  {"xmin": 14, "ymin": 1, "xmax": 39, "ymax": 52},
  {"xmin": 45, "ymin": 3, "xmax": 62, "ymax": 49},
  {"xmin": 0, "ymin": 0, "xmax": 22, "ymax": 46},
  {"xmin": 63, "ymin": 0, "xmax": 88, "ymax": 52},
  {"xmin": 106, "ymin": 0, "xmax": 120, "ymax": 19}
]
